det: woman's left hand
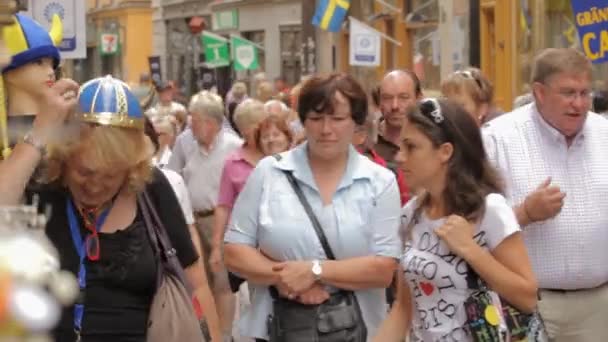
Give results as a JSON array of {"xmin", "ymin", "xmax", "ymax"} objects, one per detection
[
  {"xmin": 272, "ymin": 261, "xmax": 316, "ymax": 295},
  {"xmin": 435, "ymin": 215, "xmax": 477, "ymax": 258}
]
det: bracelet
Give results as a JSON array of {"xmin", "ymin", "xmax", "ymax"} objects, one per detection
[{"xmin": 22, "ymin": 130, "xmax": 46, "ymax": 157}]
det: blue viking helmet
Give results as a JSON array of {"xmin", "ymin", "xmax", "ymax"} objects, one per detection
[
  {"xmin": 2, "ymin": 13, "xmax": 62, "ymax": 73},
  {"xmin": 77, "ymin": 75, "xmax": 144, "ymax": 129}
]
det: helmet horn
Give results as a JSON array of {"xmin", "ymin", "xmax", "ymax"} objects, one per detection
[{"xmin": 48, "ymin": 14, "xmax": 62, "ymax": 46}]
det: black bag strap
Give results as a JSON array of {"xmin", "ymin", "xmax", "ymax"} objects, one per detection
[
  {"xmin": 273, "ymin": 154, "xmax": 336, "ymax": 260},
  {"xmin": 138, "ymin": 189, "xmax": 192, "ymax": 293}
]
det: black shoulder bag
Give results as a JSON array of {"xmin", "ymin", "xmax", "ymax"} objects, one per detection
[{"xmin": 267, "ymin": 161, "xmax": 367, "ymax": 342}]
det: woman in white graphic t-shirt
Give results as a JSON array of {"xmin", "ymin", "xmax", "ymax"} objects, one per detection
[{"xmin": 375, "ymin": 98, "xmax": 538, "ymax": 342}]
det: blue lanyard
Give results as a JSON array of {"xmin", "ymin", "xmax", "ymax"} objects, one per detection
[{"xmin": 66, "ymin": 198, "xmax": 111, "ymax": 333}]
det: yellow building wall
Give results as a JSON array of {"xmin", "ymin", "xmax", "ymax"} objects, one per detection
[
  {"xmin": 123, "ymin": 9, "xmax": 153, "ymax": 84},
  {"xmin": 480, "ymin": 0, "xmax": 517, "ymax": 112},
  {"xmin": 88, "ymin": 7, "xmax": 152, "ymax": 84}
]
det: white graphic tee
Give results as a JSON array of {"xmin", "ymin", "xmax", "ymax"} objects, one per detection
[{"xmin": 401, "ymin": 193, "xmax": 520, "ymax": 342}]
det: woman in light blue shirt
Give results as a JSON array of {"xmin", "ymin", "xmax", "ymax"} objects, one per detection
[{"xmin": 224, "ymin": 74, "xmax": 402, "ymax": 341}]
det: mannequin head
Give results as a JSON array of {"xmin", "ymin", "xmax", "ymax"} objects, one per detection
[{"xmin": 1, "ymin": 13, "xmax": 62, "ymax": 116}]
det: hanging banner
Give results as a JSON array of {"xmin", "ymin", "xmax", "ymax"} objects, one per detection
[
  {"xmin": 571, "ymin": 1, "xmax": 608, "ymax": 64},
  {"xmin": 99, "ymin": 33, "xmax": 119, "ymax": 56},
  {"xmin": 349, "ymin": 17, "xmax": 381, "ymax": 67},
  {"xmin": 28, "ymin": 0, "xmax": 87, "ymax": 59},
  {"xmin": 201, "ymin": 31, "xmax": 230, "ymax": 68},
  {"xmin": 231, "ymin": 35, "xmax": 259, "ymax": 71}
]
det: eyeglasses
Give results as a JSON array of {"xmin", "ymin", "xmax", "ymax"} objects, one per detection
[
  {"xmin": 419, "ymin": 98, "xmax": 444, "ymax": 124},
  {"xmin": 455, "ymin": 70, "xmax": 483, "ymax": 90},
  {"xmin": 544, "ymin": 85, "xmax": 592, "ymax": 103},
  {"xmin": 80, "ymin": 207, "xmax": 103, "ymax": 261}
]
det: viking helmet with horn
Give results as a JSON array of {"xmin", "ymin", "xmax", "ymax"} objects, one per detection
[
  {"xmin": 1, "ymin": 12, "xmax": 62, "ymax": 73},
  {"xmin": 0, "ymin": 13, "xmax": 62, "ymax": 158}
]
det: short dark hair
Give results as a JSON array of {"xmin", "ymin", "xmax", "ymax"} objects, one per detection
[
  {"xmin": 298, "ymin": 73, "xmax": 368, "ymax": 125},
  {"xmin": 408, "ymin": 98, "xmax": 502, "ymax": 222},
  {"xmin": 370, "ymin": 85, "xmax": 380, "ymax": 106}
]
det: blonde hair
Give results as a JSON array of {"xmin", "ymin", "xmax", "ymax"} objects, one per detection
[
  {"xmin": 256, "ymin": 81, "xmax": 274, "ymax": 103},
  {"xmin": 44, "ymin": 124, "xmax": 153, "ymax": 192},
  {"xmin": 189, "ymin": 91, "xmax": 225, "ymax": 124},
  {"xmin": 441, "ymin": 68, "xmax": 494, "ymax": 107},
  {"xmin": 233, "ymin": 99, "xmax": 269, "ymax": 134}
]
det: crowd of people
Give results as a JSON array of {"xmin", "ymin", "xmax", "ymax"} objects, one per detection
[{"xmin": 0, "ymin": 18, "xmax": 606, "ymax": 342}]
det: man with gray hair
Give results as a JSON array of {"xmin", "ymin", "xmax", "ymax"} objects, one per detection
[
  {"xmin": 168, "ymin": 90, "xmax": 242, "ymax": 341},
  {"xmin": 483, "ymin": 48, "xmax": 608, "ymax": 340}
]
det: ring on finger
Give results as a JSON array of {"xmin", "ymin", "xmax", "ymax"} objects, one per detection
[{"xmin": 63, "ymin": 90, "xmax": 77, "ymax": 100}]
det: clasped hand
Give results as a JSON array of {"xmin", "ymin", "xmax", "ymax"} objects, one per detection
[
  {"xmin": 272, "ymin": 261, "xmax": 330, "ymax": 305},
  {"xmin": 435, "ymin": 215, "xmax": 478, "ymax": 258}
]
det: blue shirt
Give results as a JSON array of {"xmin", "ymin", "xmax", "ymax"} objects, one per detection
[{"xmin": 225, "ymin": 142, "xmax": 402, "ymax": 340}]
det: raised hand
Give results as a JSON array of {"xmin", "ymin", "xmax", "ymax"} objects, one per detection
[{"xmin": 523, "ymin": 177, "xmax": 566, "ymax": 223}]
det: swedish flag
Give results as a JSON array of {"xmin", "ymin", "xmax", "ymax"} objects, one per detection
[{"xmin": 312, "ymin": 0, "xmax": 350, "ymax": 32}]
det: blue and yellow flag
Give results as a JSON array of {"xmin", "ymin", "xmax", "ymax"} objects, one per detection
[{"xmin": 312, "ymin": 0, "xmax": 350, "ymax": 32}]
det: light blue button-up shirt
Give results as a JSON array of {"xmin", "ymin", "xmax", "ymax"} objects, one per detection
[{"xmin": 225, "ymin": 142, "xmax": 402, "ymax": 340}]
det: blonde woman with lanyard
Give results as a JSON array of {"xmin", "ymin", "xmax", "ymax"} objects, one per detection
[
  {"xmin": 10, "ymin": 76, "xmax": 220, "ymax": 341},
  {"xmin": 375, "ymin": 98, "xmax": 537, "ymax": 341}
]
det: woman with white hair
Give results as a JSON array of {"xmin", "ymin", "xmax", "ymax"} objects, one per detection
[
  {"xmin": 264, "ymin": 99, "xmax": 290, "ymax": 120},
  {"xmin": 151, "ymin": 115, "xmax": 178, "ymax": 168}
]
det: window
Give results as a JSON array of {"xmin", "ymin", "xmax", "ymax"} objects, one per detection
[
  {"xmin": 279, "ymin": 26, "xmax": 301, "ymax": 85},
  {"xmin": 242, "ymin": 30, "xmax": 265, "ymax": 72},
  {"xmin": 517, "ymin": 0, "xmax": 608, "ymax": 94},
  {"xmin": 405, "ymin": 0, "xmax": 440, "ymax": 91}
]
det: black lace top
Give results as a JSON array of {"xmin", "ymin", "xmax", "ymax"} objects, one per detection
[{"xmin": 27, "ymin": 169, "xmax": 198, "ymax": 342}]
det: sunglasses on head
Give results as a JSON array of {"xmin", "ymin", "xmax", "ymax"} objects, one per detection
[
  {"xmin": 456, "ymin": 70, "xmax": 483, "ymax": 90},
  {"xmin": 419, "ymin": 98, "xmax": 444, "ymax": 125}
]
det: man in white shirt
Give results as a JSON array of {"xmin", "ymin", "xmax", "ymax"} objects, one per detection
[
  {"xmin": 146, "ymin": 81, "xmax": 187, "ymax": 125},
  {"xmin": 168, "ymin": 91, "xmax": 242, "ymax": 341},
  {"xmin": 483, "ymin": 48, "xmax": 608, "ymax": 341}
]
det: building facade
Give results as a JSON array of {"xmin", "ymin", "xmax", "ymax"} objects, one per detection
[
  {"xmin": 210, "ymin": 0, "xmax": 302, "ymax": 86},
  {"xmin": 71, "ymin": 0, "xmax": 153, "ymax": 85},
  {"xmin": 338, "ymin": 0, "xmax": 608, "ymax": 111},
  {"xmin": 153, "ymin": 0, "xmax": 303, "ymax": 98}
]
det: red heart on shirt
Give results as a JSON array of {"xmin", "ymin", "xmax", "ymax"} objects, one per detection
[{"xmin": 420, "ymin": 282, "xmax": 434, "ymax": 296}]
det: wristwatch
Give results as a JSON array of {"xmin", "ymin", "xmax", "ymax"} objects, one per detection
[
  {"xmin": 22, "ymin": 130, "xmax": 46, "ymax": 156},
  {"xmin": 311, "ymin": 260, "xmax": 323, "ymax": 281}
]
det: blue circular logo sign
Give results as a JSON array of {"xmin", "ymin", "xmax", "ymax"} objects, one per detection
[
  {"xmin": 360, "ymin": 38, "xmax": 371, "ymax": 48},
  {"xmin": 44, "ymin": 2, "xmax": 65, "ymax": 22}
]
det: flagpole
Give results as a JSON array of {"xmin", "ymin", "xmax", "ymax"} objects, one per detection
[
  {"xmin": 374, "ymin": 0, "xmax": 401, "ymax": 13},
  {"xmin": 202, "ymin": 30, "xmax": 229, "ymax": 42},
  {"xmin": 348, "ymin": 16, "xmax": 402, "ymax": 47},
  {"xmin": 229, "ymin": 34, "xmax": 265, "ymax": 51}
]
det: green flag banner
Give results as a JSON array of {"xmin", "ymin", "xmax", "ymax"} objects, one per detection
[
  {"xmin": 231, "ymin": 35, "xmax": 259, "ymax": 71},
  {"xmin": 201, "ymin": 31, "xmax": 230, "ymax": 68}
]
